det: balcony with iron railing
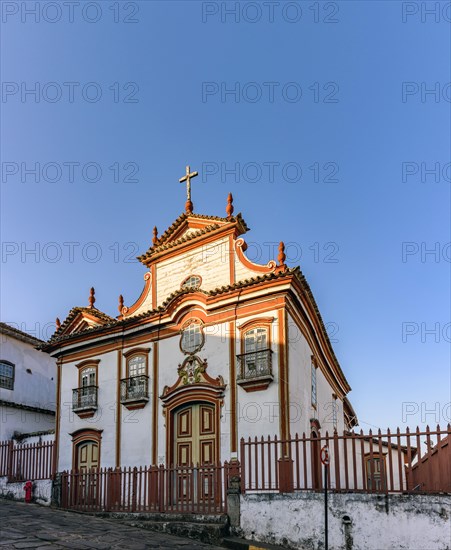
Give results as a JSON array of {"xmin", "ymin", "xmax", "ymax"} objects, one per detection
[
  {"xmin": 236, "ymin": 349, "xmax": 273, "ymax": 392},
  {"xmin": 72, "ymin": 385, "xmax": 98, "ymax": 418},
  {"xmin": 120, "ymin": 375, "xmax": 149, "ymax": 409}
]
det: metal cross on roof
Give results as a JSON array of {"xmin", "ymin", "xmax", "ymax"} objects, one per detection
[{"xmin": 179, "ymin": 165, "xmax": 198, "ymax": 202}]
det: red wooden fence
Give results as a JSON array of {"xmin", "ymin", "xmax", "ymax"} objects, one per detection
[
  {"xmin": 240, "ymin": 425, "xmax": 451, "ymax": 494},
  {"xmin": 61, "ymin": 462, "xmax": 231, "ymax": 514},
  {"xmin": 407, "ymin": 435, "xmax": 450, "ymax": 493},
  {"xmin": 0, "ymin": 440, "xmax": 55, "ymax": 481}
]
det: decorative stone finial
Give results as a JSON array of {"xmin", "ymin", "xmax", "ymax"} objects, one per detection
[
  {"xmin": 185, "ymin": 199, "xmax": 193, "ymax": 214},
  {"xmin": 179, "ymin": 165, "xmax": 198, "ymax": 215},
  {"xmin": 118, "ymin": 294, "xmax": 124, "ymax": 313},
  {"xmin": 55, "ymin": 317, "xmax": 61, "ymax": 330},
  {"xmin": 226, "ymin": 193, "xmax": 234, "ymax": 218},
  {"xmin": 278, "ymin": 242, "xmax": 286, "ymax": 266},
  {"xmin": 152, "ymin": 226, "xmax": 158, "ymax": 245},
  {"xmin": 88, "ymin": 287, "xmax": 96, "ymax": 308}
]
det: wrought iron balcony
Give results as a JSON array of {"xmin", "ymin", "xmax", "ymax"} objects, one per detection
[
  {"xmin": 120, "ymin": 375, "xmax": 149, "ymax": 409},
  {"xmin": 72, "ymin": 385, "xmax": 98, "ymax": 417},
  {"xmin": 236, "ymin": 349, "xmax": 273, "ymax": 392}
]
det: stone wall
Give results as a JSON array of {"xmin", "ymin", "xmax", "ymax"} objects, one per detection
[
  {"xmin": 239, "ymin": 492, "xmax": 451, "ymax": 550},
  {"xmin": 0, "ymin": 477, "xmax": 52, "ymax": 506}
]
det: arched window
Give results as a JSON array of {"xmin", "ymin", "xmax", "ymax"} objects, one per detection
[
  {"xmin": 244, "ymin": 327, "xmax": 267, "ymax": 354},
  {"xmin": 181, "ymin": 275, "xmax": 202, "ymax": 291},
  {"xmin": 0, "ymin": 360, "xmax": 15, "ymax": 390},
  {"xmin": 237, "ymin": 319, "xmax": 274, "ymax": 389},
  {"xmin": 81, "ymin": 366, "xmax": 96, "ymax": 388},
  {"xmin": 242, "ymin": 328, "xmax": 270, "ymax": 376},
  {"xmin": 180, "ymin": 320, "xmax": 204, "ymax": 355},
  {"xmin": 128, "ymin": 355, "xmax": 146, "ymax": 378},
  {"xmin": 73, "ymin": 360, "xmax": 99, "ymax": 416},
  {"xmin": 121, "ymin": 348, "xmax": 150, "ymax": 408}
]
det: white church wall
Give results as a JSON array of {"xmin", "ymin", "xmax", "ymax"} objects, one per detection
[
  {"xmin": 119, "ymin": 343, "xmax": 153, "ymax": 467},
  {"xmin": 58, "ymin": 350, "xmax": 118, "ymax": 471},
  {"xmin": 155, "ymin": 236, "xmax": 231, "ymax": 306},
  {"xmin": 314, "ymin": 365, "xmax": 343, "ymax": 433},
  {"xmin": 235, "ymin": 312, "xmax": 281, "ymax": 444},
  {"xmin": 286, "ymin": 314, "xmax": 312, "ymax": 436},
  {"xmin": 156, "ymin": 334, "xmax": 182, "ymax": 465}
]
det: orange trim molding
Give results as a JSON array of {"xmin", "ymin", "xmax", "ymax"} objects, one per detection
[
  {"xmin": 116, "ymin": 349, "xmax": 122, "ymax": 467},
  {"xmin": 120, "ymin": 272, "xmax": 151, "ymax": 318},
  {"xmin": 229, "ymin": 320, "xmax": 237, "ymax": 452},
  {"xmin": 235, "ymin": 238, "xmax": 277, "ymax": 273},
  {"xmin": 70, "ymin": 428, "xmax": 103, "ymax": 470},
  {"xmin": 152, "ymin": 343, "xmax": 159, "ymax": 465}
]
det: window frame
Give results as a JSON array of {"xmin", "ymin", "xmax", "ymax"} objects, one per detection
[
  {"xmin": 238, "ymin": 317, "xmax": 274, "ymax": 356},
  {"xmin": 0, "ymin": 360, "xmax": 15, "ymax": 390},
  {"xmin": 236, "ymin": 318, "xmax": 274, "ymax": 384},
  {"xmin": 123, "ymin": 348, "xmax": 150, "ymax": 379},
  {"xmin": 311, "ymin": 357, "xmax": 318, "ymax": 409},
  {"xmin": 181, "ymin": 274, "xmax": 202, "ymax": 291},
  {"xmin": 76, "ymin": 360, "xmax": 100, "ymax": 389},
  {"xmin": 179, "ymin": 319, "xmax": 205, "ymax": 355}
]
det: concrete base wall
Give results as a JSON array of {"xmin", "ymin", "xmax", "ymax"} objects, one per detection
[
  {"xmin": 240, "ymin": 492, "xmax": 451, "ymax": 550},
  {"xmin": 0, "ymin": 477, "xmax": 52, "ymax": 506}
]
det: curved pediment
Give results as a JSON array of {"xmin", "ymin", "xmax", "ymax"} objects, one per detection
[{"xmin": 161, "ymin": 355, "xmax": 226, "ymax": 405}]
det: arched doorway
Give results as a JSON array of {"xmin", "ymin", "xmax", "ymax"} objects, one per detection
[
  {"xmin": 76, "ymin": 440, "xmax": 99, "ymax": 472},
  {"xmin": 310, "ymin": 420, "xmax": 322, "ymax": 491},
  {"xmin": 70, "ymin": 429, "xmax": 102, "ymax": 507},
  {"xmin": 160, "ymin": 356, "xmax": 225, "ymax": 510}
]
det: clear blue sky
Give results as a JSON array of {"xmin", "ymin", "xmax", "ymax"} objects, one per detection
[{"xmin": 1, "ymin": 1, "xmax": 450, "ymax": 431}]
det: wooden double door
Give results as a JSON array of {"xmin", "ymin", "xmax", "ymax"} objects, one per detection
[
  {"xmin": 74, "ymin": 441, "xmax": 99, "ymax": 506},
  {"xmin": 174, "ymin": 402, "xmax": 216, "ymax": 466},
  {"xmin": 172, "ymin": 402, "xmax": 219, "ymax": 507},
  {"xmin": 76, "ymin": 441, "xmax": 99, "ymax": 472}
]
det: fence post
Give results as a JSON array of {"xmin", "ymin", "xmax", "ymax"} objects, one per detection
[
  {"xmin": 132, "ymin": 467, "xmax": 138, "ymax": 512},
  {"xmin": 278, "ymin": 456, "xmax": 294, "ymax": 493},
  {"xmin": 239, "ymin": 438, "xmax": 246, "ymax": 494},
  {"xmin": 226, "ymin": 461, "xmax": 241, "ymax": 530},
  {"xmin": 158, "ymin": 464, "xmax": 164, "ymax": 513},
  {"xmin": 6, "ymin": 440, "xmax": 14, "ymax": 481},
  {"xmin": 52, "ymin": 472, "xmax": 62, "ymax": 507}
]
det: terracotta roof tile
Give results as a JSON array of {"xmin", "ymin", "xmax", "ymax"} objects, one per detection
[
  {"xmin": 0, "ymin": 322, "xmax": 44, "ymax": 345},
  {"xmin": 137, "ymin": 212, "xmax": 249, "ymax": 262},
  {"xmin": 41, "ymin": 265, "xmax": 350, "ymax": 393}
]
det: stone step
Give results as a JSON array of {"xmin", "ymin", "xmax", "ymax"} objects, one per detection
[
  {"xmin": 221, "ymin": 537, "xmax": 294, "ymax": 550},
  {"xmin": 106, "ymin": 511, "xmax": 228, "ymax": 524},
  {"xmin": 120, "ymin": 518, "xmax": 230, "ymax": 545}
]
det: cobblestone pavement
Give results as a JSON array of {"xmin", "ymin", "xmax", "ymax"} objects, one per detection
[{"xmin": 0, "ymin": 499, "xmax": 224, "ymax": 549}]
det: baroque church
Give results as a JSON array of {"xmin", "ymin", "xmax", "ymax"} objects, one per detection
[{"xmin": 43, "ymin": 166, "xmax": 357, "ymax": 473}]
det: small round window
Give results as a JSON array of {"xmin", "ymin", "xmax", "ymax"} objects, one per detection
[
  {"xmin": 181, "ymin": 275, "xmax": 201, "ymax": 291},
  {"xmin": 180, "ymin": 320, "xmax": 204, "ymax": 355}
]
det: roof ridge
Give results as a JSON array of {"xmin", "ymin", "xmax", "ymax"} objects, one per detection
[
  {"xmin": 138, "ymin": 212, "xmax": 249, "ymax": 263},
  {"xmin": 138, "ymin": 223, "xmax": 221, "ymax": 260},
  {"xmin": 0, "ymin": 322, "xmax": 44, "ymax": 344}
]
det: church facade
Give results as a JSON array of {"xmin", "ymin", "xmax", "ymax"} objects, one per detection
[{"xmin": 43, "ymin": 169, "xmax": 356, "ymax": 473}]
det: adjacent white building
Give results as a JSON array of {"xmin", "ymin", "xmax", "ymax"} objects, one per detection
[{"xmin": 0, "ymin": 323, "xmax": 56, "ymax": 440}]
